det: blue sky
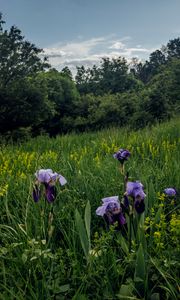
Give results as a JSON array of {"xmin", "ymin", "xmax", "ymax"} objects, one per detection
[{"xmin": 1, "ymin": 0, "xmax": 180, "ymax": 74}]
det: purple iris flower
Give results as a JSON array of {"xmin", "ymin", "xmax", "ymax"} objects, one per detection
[
  {"xmin": 32, "ymin": 184, "xmax": 41, "ymax": 202},
  {"xmin": 96, "ymin": 196, "xmax": 126, "ymax": 228},
  {"xmin": 123, "ymin": 194, "xmax": 130, "ymax": 208},
  {"xmin": 35, "ymin": 169, "xmax": 67, "ymax": 186},
  {"xmin": 164, "ymin": 188, "xmax": 176, "ymax": 197},
  {"xmin": 134, "ymin": 199, "xmax": 145, "ymax": 214},
  {"xmin": 113, "ymin": 149, "xmax": 130, "ymax": 164},
  {"xmin": 126, "ymin": 181, "xmax": 146, "ymax": 199},
  {"xmin": 45, "ymin": 184, "xmax": 57, "ymax": 203},
  {"xmin": 32, "ymin": 169, "xmax": 67, "ymax": 203},
  {"xmin": 126, "ymin": 181, "xmax": 146, "ymax": 213}
]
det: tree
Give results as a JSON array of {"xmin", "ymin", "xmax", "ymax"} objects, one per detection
[
  {"xmin": 75, "ymin": 66, "xmax": 90, "ymax": 94},
  {"xmin": 0, "ymin": 13, "xmax": 49, "ymax": 88},
  {"xmin": 167, "ymin": 37, "xmax": 180, "ymax": 59},
  {"xmin": 131, "ymin": 50, "xmax": 166, "ymax": 84},
  {"xmin": 99, "ymin": 57, "xmax": 129, "ymax": 93},
  {"xmin": 40, "ymin": 69, "xmax": 80, "ymax": 135},
  {"xmin": 75, "ymin": 57, "xmax": 140, "ymax": 95},
  {"xmin": 0, "ymin": 13, "xmax": 51, "ymax": 136},
  {"xmin": 60, "ymin": 66, "xmax": 73, "ymax": 80},
  {"xmin": 0, "ymin": 76, "xmax": 54, "ymax": 134},
  {"xmin": 149, "ymin": 58, "xmax": 180, "ymax": 112},
  {"xmin": 145, "ymin": 86, "xmax": 170, "ymax": 121}
]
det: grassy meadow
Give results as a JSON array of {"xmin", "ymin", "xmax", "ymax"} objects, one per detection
[{"xmin": 0, "ymin": 118, "xmax": 180, "ymax": 299}]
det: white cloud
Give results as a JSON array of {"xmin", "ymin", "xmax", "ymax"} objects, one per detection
[
  {"xmin": 44, "ymin": 37, "xmax": 106, "ymax": 58},
  {"xmin": 41, "ymin": 35, "xmax": 154, "ymax": 75},
  {"xmin": 42, "ymin": 48, "xmax": 66, "ymax": 58},
  {"xmin": 128, "ymin": 47, "xmax": 152, "ymax": 53},
  {"xmin": 109, "ymin": 41, "xmax": 125, "ymax": 50}
]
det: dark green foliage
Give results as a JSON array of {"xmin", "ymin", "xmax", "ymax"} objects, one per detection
[
  {"xmin": 167, "ymin": 37, "xmax": 180, "ymax": 59},
  {"xmin": 40, "ymin": 69, "xmax": 80, "ymax": 135},
  {"xmin": 0, "ymin": 13, "xmax": 51, "ymax": 137},
  {"xmin": 75, "ymin": 57, "xmax": 141, "ymax": 95},
  {"xmin": 0, "ymin": 14, "xmax": 49, "ymax": 89},
  {"xmin": 0, "ymin": 76, "xmax": 54, "ymax": 134},
  {"xmin": 60, "ymin": 66, "xmax": 73, "ymax": 80},
  {"xmin": 0, "ymin": 12, "xmax": 180, "ymax": 138}
]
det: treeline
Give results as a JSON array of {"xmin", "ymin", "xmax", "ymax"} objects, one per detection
[{"xmin": 0, "ymin": 13, "xmax": 179, "ymax": 139}]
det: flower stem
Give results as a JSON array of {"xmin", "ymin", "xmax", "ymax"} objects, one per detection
[{"xmin": 129, "ymin": 213, "xmax": 132, "ymax": 252}]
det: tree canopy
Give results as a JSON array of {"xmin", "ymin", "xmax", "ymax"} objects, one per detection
[{"xmin": 0, "ymin": 12, "xmax": 180, "ymax": 139}]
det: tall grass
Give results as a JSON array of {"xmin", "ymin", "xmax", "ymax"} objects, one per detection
[{"xmin": 0, "ymin": 118, "xmax": 179, "ymax": 299}]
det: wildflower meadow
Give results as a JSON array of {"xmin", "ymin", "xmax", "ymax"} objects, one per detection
[{"xmin": 0, "ymin": 118, "xmax": 180, "ymax": 299}]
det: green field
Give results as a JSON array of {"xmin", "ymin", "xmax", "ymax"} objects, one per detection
[{"xmin": 0, "ymin": 118, "xmax": 180, "ymax": 299}]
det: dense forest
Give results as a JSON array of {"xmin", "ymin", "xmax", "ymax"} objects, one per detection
[{"xmin": 0, "ymin": 13, "xmax": 179, "ymax": 139}]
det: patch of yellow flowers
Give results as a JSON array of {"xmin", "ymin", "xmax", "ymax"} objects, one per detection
[{"xmin": 0, "ymin": 183, "xmax": 8, "ymax": 197}]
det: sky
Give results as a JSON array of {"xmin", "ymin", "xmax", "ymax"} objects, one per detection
[{"xmin": 1, "ymin": 0, "xmax": 180, "ymax": 75}]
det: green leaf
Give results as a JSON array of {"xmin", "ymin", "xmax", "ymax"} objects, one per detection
[
  {"xmin": 150, "ymin": 293, "xmax": 160, "ymax": 300},
  {"xmin": 22, "ymin": 253, "xmax": 28, "ymax": 263},
  {"xmin": 134, "ymin": 243, "xmax": 146, "ymax": 297},
  {"xmin": 73, "ymin": 294, "xmax": 88, "ymax": 300},
  {"xmin": 118, "ymin": 235, "xmax": 129, "ymax": 255},
  {"xmin": 154, "ymin": 207, "xmax": 162, "ymax": 224},
  {"xmin": 75, "ymin": 209, "xmax": 89, "ymax": 260},
  {"xmin": 150, "ymin": 257, "xmax": 178, "ymax": 299},
  {"xmin": 137, "ymin": 213, "xmax": 146, "ymax": 249},
  {"xmin": 59, "ymin": 284, "xmax": 70, "ymax": 293},
  {"xmin": 119, "ymin": 284, "xmax": 133, "ymax": 296},
  {"xmin": 117, "ymin": 284, "xmax": 138, "ymax": 299},
  {"xmin": 84, "ymin": 200, "xmax": 91, "ymax": 245},
  {"xmin": 134, "ymin": 244, "xmax": 145, "ymax": 281},
  {"xmin": 147, "ymin": 180, "xmax": 156, "ymax": 210}
]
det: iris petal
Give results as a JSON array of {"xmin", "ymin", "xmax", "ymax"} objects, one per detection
[
  {"xmin": 32, "ymin": 185, "xmax": 41, "ymax": 202},
  {"xmin": 45, "ymin": 185, "xmax": 57, "ymax": 203},
  {"xmin": 59, "ymin": 175, "xmax": 67, "ymax": 186},
  {"xmin": 134, "ymin": 199, "xmax": 145, "ymax": 214}
]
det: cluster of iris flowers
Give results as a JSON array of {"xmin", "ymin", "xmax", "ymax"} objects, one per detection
[
  {"xmin": 96, "ymin": 148, "xmax": 146, "ymax": 228},
  {"xmin": 32, "ymin": 151, "xmax": 177, "ymax": 231},
  {"xmin": 96, "ymin": 148, "xmax": 177, "ymax": 229}
]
